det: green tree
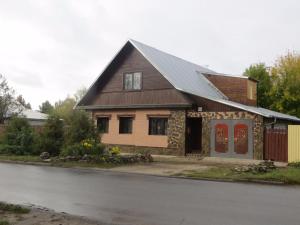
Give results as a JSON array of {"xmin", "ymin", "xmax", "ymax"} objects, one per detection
[
  {"xmin": 3, "ymin": 116, "xmax": 35, "ymax": 154},
  {"xmin": 39, "ymin": 115, "xmax": 64, "ymax": 156},
  {"xmin": 270, "ymin": 52, "xmax": 300, "ymax": 117},
  {"xmin": 53, "ymin": 97, "xmax": 76, "ymax": 123},
  {"xmin": 39, "ymin": 100, "xmax": 54, "ymax": 114},
  {"xmin": 244, "ymin": 63, "xmax": 273, "ymax": 108},
  {"xmin": 64, "ymin": 110, "xmax": 98, "ymax": 145}
]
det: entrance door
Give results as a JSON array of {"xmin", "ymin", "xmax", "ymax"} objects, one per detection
[{"xmin": 186, "ymin": 118, "xmax": 202, "ymax": 154}]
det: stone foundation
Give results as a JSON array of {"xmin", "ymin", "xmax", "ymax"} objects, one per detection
[{"xmin": 187, "ymin": 111, "xmax": 264, "ymax": 160}]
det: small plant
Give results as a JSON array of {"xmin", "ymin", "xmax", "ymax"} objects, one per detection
[{"xmin": 110, "ymin": 146, "xmax": 121, "ymax": 156}]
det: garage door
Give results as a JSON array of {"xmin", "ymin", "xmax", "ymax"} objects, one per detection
[{"xmin": 210, "ymin": 119, "xmax": 253, "ymax": 159}]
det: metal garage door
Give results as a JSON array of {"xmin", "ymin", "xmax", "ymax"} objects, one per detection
[{"xmin": 210, "ymin": 119, "xmax": 253, "ymax": 159}]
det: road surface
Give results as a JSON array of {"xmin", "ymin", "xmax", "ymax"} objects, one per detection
[{"xmin": 0, "ymin": 162, "xmax": 300, "ymax": 225}]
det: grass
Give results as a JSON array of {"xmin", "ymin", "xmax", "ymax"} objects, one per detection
[
  {"xmin": 0, "ymin": 155, "xmax": 40, "ymax": 162},
  {"xmin": 0, "ymin": 220, "xmax": 10, "ymax": 225},
  {"xmin": 0, "ymin": 202, "xmax": 30, "ymax": 214},
  {"xmin": 0, "ymin": 155, "xmax": 119, "ymax": 169},
  {"xmin": 175, "ymin": 166, "xmax": 300, "ymax": 184}
]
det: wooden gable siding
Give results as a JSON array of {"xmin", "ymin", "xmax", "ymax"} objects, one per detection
[
  {"xmin": 204, "ymin": 74, "xmax": 257, "ymax": 106},
  {"xmin": 87, "ymin": 44, "xmax": 192, "ymax": 107}
]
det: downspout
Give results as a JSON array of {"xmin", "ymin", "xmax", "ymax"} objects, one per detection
[{"xmin": 264, "ymin": 117, "xmax": 277, "ymax": 129}]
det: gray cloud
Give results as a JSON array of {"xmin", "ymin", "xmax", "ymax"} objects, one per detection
[{"xmin": 0, "ymin": 0, "xmax": 300, "ymax": 109}]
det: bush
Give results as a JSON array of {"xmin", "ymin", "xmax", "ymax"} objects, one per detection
[
  {"xmin": 109, "ymin": 146, "xmax": 121, "ymax": 156},
  {"xmin": 0, "ymin": 144, "xmax": 25, "ymax": 155},
  {"xmin": 64, "ymin": 110, "xmax": 98, "ymax": 145},
  {"xmin": 2, "ymin": 117, "xmax": 36, "ymax": 155},
  {"xmin": 39, "ymin": 115, "xmax": 64, "ymax": 156},
  {"xmin": 60, "ymin": 138, "xmax": 104, "ymax": 157}
]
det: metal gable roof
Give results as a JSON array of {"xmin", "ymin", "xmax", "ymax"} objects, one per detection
[
  {"xmin": 215, "ymin": 98, "xmax": 300, "ymax": 122},
  {"xmin": 77, "ymin": 39, "xmax": 300, "ymax": 122},
  {"xmin": 129, "ymin": 39, "xmax": 228, "ymax": 100}
]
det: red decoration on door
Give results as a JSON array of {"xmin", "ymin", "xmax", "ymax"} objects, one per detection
[
  {"xmin": 234, "ymin": 124, "xmax": 248, "ymax": 154},
  {"xmin": 215, "ymin": 124, "xmax": 228, "ymax": 153}
]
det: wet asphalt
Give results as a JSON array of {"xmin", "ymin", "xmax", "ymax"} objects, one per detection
[{"xmin": 0, "ymin": 162, "xmax": 300, "ymax": 225}]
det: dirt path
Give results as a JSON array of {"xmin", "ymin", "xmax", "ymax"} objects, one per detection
[{"xmin": 1, "ymin": 207, "xmax": 106, "ymax": 225}]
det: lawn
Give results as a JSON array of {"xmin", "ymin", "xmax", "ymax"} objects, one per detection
[{"xmin": 175, "ymin": 166, "xmax": 300, "ymax": 184}]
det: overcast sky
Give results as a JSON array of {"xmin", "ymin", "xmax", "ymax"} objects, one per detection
[{"xmin": 0, "ymin": 0, "xmax": 299, "ymax": 109}]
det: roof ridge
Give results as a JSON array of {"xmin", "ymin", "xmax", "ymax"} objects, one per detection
[{"xmin": 129, "ymin": 39, "xmax": 216, "ymax": 73}]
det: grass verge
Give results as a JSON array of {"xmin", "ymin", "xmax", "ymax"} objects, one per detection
[
  {"xmin": 0, "ymin": 220, "xmax": 10, "ymax": 225},
  {"xmin": 0, "ymin": 155, "xmax": 119, "ymax": 169},
  {"xmin": 174, "ymin": 166, "xmax": 300, "ymax": 184},
  {"xmin": 0, "ymin": 202, "xmax": 30, "ymax": 214}
]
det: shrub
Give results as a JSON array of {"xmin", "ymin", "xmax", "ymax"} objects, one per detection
[
  {"xmin": 39, "ymin": 115, "xmax": 64, "ymax": 156},
  {"xmin": 60, "ymin": 138, "xmax": 104, "ymax": 157},
  {"xmin": 2, "ymin": 117, "xmax": 36, "ymax": 155},
  {"xmin": 110, "ymin": 146, "xmax": 121, "ymax": 156},
  {"xmin": 0, "ymin": 144, "xmax": 25, "ymax": 155},
  {"xmin": 64, "ymin": 110, "xmax": 98, "ymax": 145}
]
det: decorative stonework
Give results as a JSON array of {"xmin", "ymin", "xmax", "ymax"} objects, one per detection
[
  {"xmin": 187, "ymin": 111, "xmax": 264, "ymax": 160},
  {"xmin": 167, "ymin": 110, "xmax": 186, "ymax": 155}
]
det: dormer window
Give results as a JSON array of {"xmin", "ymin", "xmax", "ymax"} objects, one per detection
[{"xmin": 124, "ymin": 72, "xmax": 142, "ymax": 90}]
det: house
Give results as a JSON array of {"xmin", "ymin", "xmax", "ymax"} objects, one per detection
[
  {"xmin": 5, "ymin": 108, "xmax": 48, "ymax": 126},
  {"xmin": 76, "ymin": 39, "xmax": 300, "ymax": 160}
]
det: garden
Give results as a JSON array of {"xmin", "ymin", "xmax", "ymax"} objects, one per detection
[{"xmin": 0, "ymin": 110, "xmax": 153, "ymax": 168}]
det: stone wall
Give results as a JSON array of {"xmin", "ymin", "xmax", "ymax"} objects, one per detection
[
  {"xmin": 167, "ymin": 110, "xmax": 186, "ymax": 155},
  {"xmin": 187, "ymin": 111, "xmax": 264, "ymax": 160}
]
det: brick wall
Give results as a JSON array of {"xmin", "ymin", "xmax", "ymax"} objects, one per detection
[{"xmin": 204, "ymin": 74, "xmax": 257, "ymax": 106}]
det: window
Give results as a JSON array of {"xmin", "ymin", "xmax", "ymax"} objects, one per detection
[
  {"xmin": 149, "ymin": 118, "xmax": 168, "ymax": 135},
  {"xmin": 119, "ymin": 117, "xmax": 133, "ymax": 134},
  {"xmin": 97, "ymin": 117, "xmax": 109, "ymax": 133},
  {"xmin": 124, "ymin": 72, "xmax": 142, "ymax": 90}
]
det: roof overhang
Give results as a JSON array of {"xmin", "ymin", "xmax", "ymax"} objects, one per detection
[{"xmin": 76, "ymin": 103, "xmax": 192, "ymax": 110}]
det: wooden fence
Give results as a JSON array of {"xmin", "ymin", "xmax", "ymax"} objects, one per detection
[
  {"xmin": 288, "ymin": 125, "xmax": 300, "ymax": 163},
  {"xmin": 264, "ymin": 128, "xmax": 288, "ymax": 162}
]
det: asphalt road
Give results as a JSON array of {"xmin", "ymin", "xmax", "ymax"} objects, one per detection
[{"xmin": 0, "ymin": 163, "xmax": 300, "ymax": 225}]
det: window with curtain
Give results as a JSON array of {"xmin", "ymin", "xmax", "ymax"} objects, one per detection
[{"xmin": 124, "ymin": 72, "xmax": 142, "ymax": 90}]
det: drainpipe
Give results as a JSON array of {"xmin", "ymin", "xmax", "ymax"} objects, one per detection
[{"xmin": 265, "ymin": 117, "xmax": 277, "ymax": 129}]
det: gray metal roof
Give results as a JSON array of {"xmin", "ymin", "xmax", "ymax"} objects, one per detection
[
  {"xmin": 6, "ymin": 108, "xmax": 48, "ymax": 121},
  {"xmin": 215, "ymin": 99, "xmax": 300, "ymax": 121},
  {"xmin": 78, "ymin": 39, "xmax": 300, "ymax": 122},
  {"xmin": 129, "ymin": 39, "xmax": 300, "ymax": 122},
  {"xmin": 129, "ymin": 39, "xmax": 228, "ymax": 100}
]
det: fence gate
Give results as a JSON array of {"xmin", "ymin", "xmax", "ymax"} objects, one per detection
[{"xmin": 264, "ymin": 128, "xmax": 288, "ymax": 162}]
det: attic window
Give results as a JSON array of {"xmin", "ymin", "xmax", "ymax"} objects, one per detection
[{"xmin": 124, "ymin": 72, "xmax": 142, "ymax": 90}]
